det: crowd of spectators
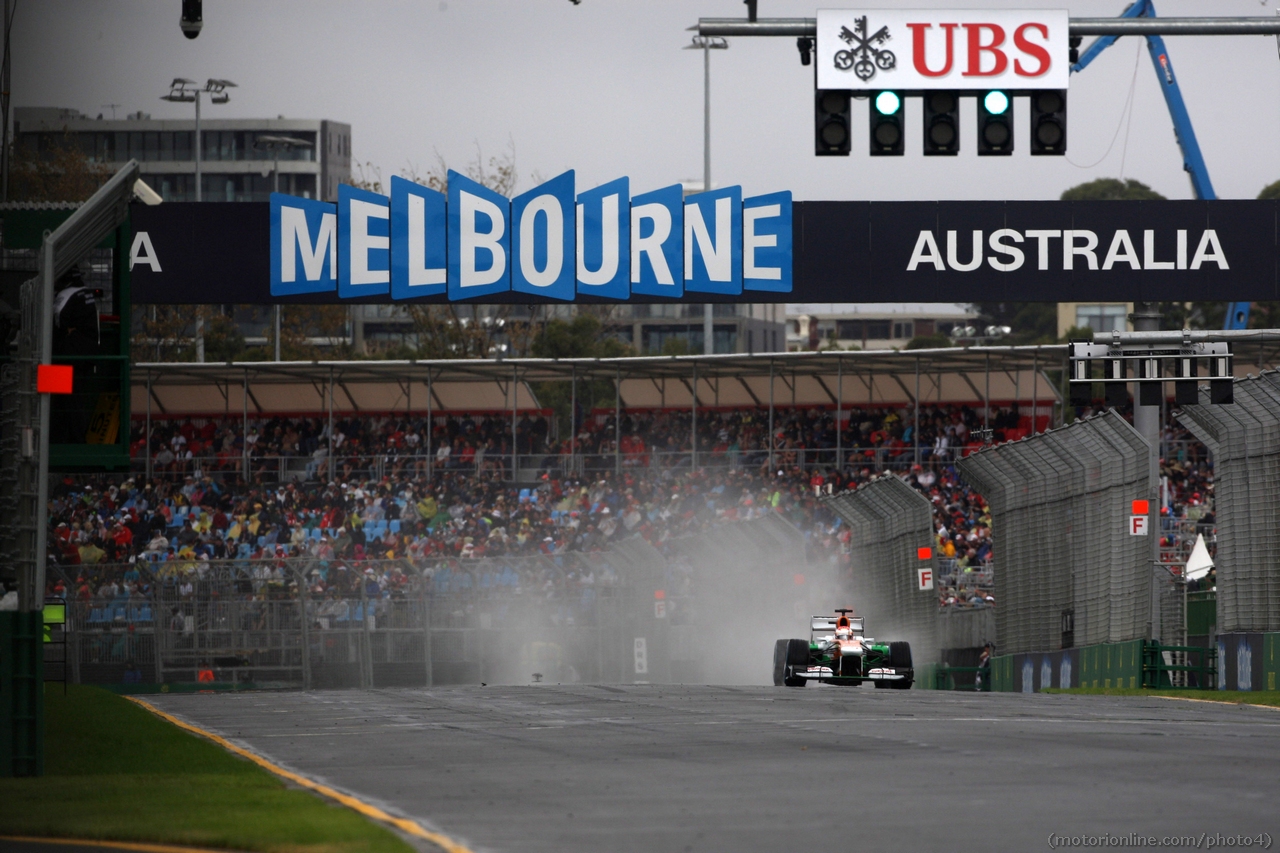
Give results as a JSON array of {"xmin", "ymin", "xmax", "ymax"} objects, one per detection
[{"xmin": 32, "ymin": 402, "xmax": 1219, "ymax": 621}]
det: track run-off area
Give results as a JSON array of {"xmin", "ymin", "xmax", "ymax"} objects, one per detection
[{"xmin": 146, "ymin": 686, "xmax": 1278, "ymax": 853}]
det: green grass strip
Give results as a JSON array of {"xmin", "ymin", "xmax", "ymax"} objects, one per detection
[
  {"xmin": 0, "ymin": 685, "xmax": 415, "ymax": 853},
  {"xmin": 1044, "ymin": 687, "xmax": 1280, "ymax": 707}
]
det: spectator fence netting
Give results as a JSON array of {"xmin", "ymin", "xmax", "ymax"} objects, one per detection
[
  {"xmin": 1177, "ymin": 371, "xmax": 1280, "ymax": 633},
  {"xmin": 957, "ymin": 410, "xmax": 1154, "ymax": 656},
  {"xmin": 821, "ymin": 475, "xmax": 940, "ymax": 661}
]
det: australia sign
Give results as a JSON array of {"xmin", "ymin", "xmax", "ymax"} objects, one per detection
[
  {"xmin": 270, "ymin": 171, "xmax": 792, "ymax": 302},
  {"xmin": 128, "ymin": 199, "xmax": 1279, "ymax": 305},
  {"xmin": 816, "ymin": 9, "xmax": 1070, "ymax": 91}
]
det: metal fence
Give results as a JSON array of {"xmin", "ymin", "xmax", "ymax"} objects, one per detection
[
  {"xmin": 1176, "ymin": 371, "xmax": 1280, "ymax": 633},
  {"xmin": 957, "ymin": 410, "xmax": 1154, "ymax": 656},
  {"xmin": 51, "ymin": 515, "xmax": 826, "ymax": 689},
  {"xmin": 821, "ymin": 474, "xmax": 940, "ymax": 661}
]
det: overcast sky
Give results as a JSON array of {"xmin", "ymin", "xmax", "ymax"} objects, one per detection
[{"xmin": 15, "ymin": 0, "xmax": 1280, "ymax": 202}]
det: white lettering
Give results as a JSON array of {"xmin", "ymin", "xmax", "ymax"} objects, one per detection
[
  {"xmin": 349, "ymin": 199, "xmax": 389, "ymax": 286},
  {"xmin": 407, "ymin": 194, "xmax": 445, "ymax": 287},
  {"xmin": 460, "ymin": 191, "xmax": 507, "ymax": 287},
  {"xmin": 577, "ymin": 195, "xmax": 620, "ymax": 285},
  {"xmin": 280, "ymin": 206, "xmax": 336, "ymax": 283},
  {"xmin": 1063, "ymin": 230, "xmax": 1099, "ymax": 271},
  {"xmin": 1177, "ymin": 229, "xmax": 1188, "ymax": 270},
  {"xmin": 743, "ymin": 204, "xmax": 782, "ymax": 280},
  {"xmin": 946, "ymin": 230, "xmax": 983, "ymax": 272},
  {"xmin": 631, "ymin": 203, "xmax": 675, "ymax": 285},
  {"xmin": 129, "ymin": 231, "xmax": 161, "ymax": 272},
  {"xmin": 1025, "ymin": 230, "xmax": 1060, "ymax": 271},
  {"xmin": 518, "ymin": 194, "xmax": 564, "ymax": 287},
  {"xmin": 1190, "ymin": 230, "xmax": 1229, "ymax": 270},
  {"xmin": 1143, "ymin": 229, "xmax": 1175, "ymax": 270},
  {"xmin": 906, "ymin": 231, "xmax": 945, "ymax": 271},
  {"xmin": 685, "ymin": 197, "xmax": 733, "ymax": 282},
  {"xmin": 987, "ymin": 228, "xmax": 1025, "ymax": 272},
  {"xmin": 1102, "ymin": 230, "xmax": 1141, "ymax": 270}
]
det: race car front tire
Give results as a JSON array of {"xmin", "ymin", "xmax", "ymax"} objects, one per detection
[
  {"xmin": 889, "ymin": 641, "xmax": 914, "ymax": 689},
  {"xmin": 783, "ymin": 639, "xmax": 808, "ymax": 687},
  {"xmin": 772, "ymin": 639, "xmax": 789, "ymax": 686}
]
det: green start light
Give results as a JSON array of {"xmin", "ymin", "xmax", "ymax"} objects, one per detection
[
  {"xmin": 983, "ymin": 90, "xmax": 1010, "ymax": 115},
  {"xmin": 874, "ymin": 91, "xmax": 901, "ymax": 115}
]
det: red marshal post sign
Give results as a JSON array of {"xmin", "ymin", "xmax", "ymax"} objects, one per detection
[
  {"xmin": 36, "ymin": 364, "xmax": 74, "ymax": 395},
  {"xmin": 1129, "ymin": 499, "xmax": 1150, "ymax": 536},
  {"xmin": 817, "ymin": 9, "xmax": 1070, "ymax": 91}
]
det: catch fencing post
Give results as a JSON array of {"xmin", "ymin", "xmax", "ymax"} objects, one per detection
[
  {"xmin": 511, "ymin": 365, "xmax": 518, "ymax": 481},
  {"xmin": 691, "ymin": 361, "xmax": 698, "ymax": 470},
  {"xmin": 836, "ymin": 355, "xmax": 843, "ymax": 469},
  {"xmin": 615, "ymin": 367, "xmax": 621, "ymax": 477},
  {"xmin": 242, "ymin": 369, "xmax": 249, "ymax": 481},
  {"xmin": 425, "ymin": 368, "xmax": 432, "ymax": 483},
  {"xmin": 145, "ymin": 372, "xmax": 153, "ymax": 479},
  {"xmin": 768, "ymin": 359, "xmax": 775, "ymax": 469},
  {"xmin": 914, "ymin": 357, "xmax": 921, "ymax": 467},
  {"xmin": 421, "ymin": 572, "xmax": 433, "ymax": 688},
  {"xmin": 296, "ymin": 568, "xmax": 311, "ymax": 689}
]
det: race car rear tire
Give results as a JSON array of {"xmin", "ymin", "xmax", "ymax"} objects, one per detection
[
  {"xmin": 772, "ymin": 639, "xmax": 788, "ymax": 686},
  {"xmin": 783, "ymin": 639, "xmax": 808, "ymax": 687}
]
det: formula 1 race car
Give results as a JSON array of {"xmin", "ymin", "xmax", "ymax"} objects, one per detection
[{"xmin": 773, "ymin": 609, "xmax": 913, "ymax": 688}]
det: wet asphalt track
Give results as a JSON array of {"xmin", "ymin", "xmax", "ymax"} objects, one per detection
[{"xmin": 148, "ymin": 685, "xmax": 1279, "ymax": 853}]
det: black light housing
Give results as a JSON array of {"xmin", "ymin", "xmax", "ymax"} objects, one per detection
[
  {"xmin": 815, "ymin": 89, "xmax": 851, "ymax": 156},
  {"xmin": 1030, "ymin": 89, "xmax": 1067, "ymax": 155},
  {"xmin": 922, "ymin": 90, "xmax": 960, "ymax": 156},
  {"xmin": 180, "ymin": 0, "xmax": 203, "ymax": 39}
]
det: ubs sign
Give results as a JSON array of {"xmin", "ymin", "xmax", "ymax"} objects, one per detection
[
  {"xmin": 269, "ymin": 171, "xmax": 792, "ymax": 302},
  {"xmin": 816, "ymin": 9, "xmax": 1070, "ymax": 91}
]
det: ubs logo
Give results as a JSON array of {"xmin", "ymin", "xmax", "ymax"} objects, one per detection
[{"xmin": 835, "ymin": 17, "xmax": 897, "ymax": 82}]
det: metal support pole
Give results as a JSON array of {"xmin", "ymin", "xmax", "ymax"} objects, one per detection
[
  {"xmin": 696, "ymin": 16, "xmax": 1280, "ymax": 38},
  {"xmin": 836, "ymin": 357, "xmax": 843, "ymax": 470},
  {"xmin": 297, "ymin": 571, "xmax": 311, "ymax": 690},
  {"xmin": 570, "ymin": 366, "xmax": 577, "ymax": 473},
  {"xmin": 691, "ymin": 361, "xmax": 698, "ymax": 470},
  {"xmin": 425, "ymin": 369, "xmax": 433, "ymax": 483},
  {"xmin": 768, "ymin": 359, "xmax": 775, "ymax": 470},
  {"xmin": 360, "ymin": 578, "xmax": 373, "ymax": 689},
  {"xmin": 614, "ymin": 368, "xmax": 621, "ymax": 477},
  {"xmin": 194, "ymin": 90, "xmax": 202, "ymax": 202},
  {"xmin": 242, "ymin": 369, "xmax": 249, "ymax": 481},
  {"xmin": 1032, "ymin": 350, "xmax": 1039, "ymax": 435},
  {"xmin": 274, "ymin": 305, "xmax": 282, "ymax": 362},
  {"xmin": 145, "ymin": 373, "xmax": 153, "ymax": 480},
  {"xmin": 984, "ymin": 352, "xmax": 991, "ymax": 435},
  {"xmin": 1131, "ymin": 302, "xmax": 1162, "ymax": 642},
  {"xmin": 511, "ymin": 365, "xmax": 518, "ymax": 481},
  {"xmin": 914, "ymin": 357, "xmax": 921, "ymax": 468},
  {"xmin": 421, "ymin": 577, "xmax": 433, "ymax": 688}
]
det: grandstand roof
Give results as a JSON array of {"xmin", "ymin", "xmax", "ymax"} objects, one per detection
[{"xmin": 133, "ymin": 346, "xmax": 1075, "ymax": 418}]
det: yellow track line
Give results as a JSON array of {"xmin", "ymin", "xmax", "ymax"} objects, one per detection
[
  {"xmin": 1151, "ymin": 694, "xmax": 1280, "ymax": 710},
  {"xmin": 0, "ymin": 838, "xmax": 228, "ymax": 853},
  {"xmin": 123, "ymin": 696, "xmax": 474, "ymax": 853}
]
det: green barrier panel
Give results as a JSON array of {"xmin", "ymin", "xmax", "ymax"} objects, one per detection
[
  {"xmin": 1186, "ymin": 592, "xmax": 1216, "ymax": 637},
  {"xmin": 990, "ymin": 654, "xmax": 1014, "ymax": 692},
  {"xmin": 1079, "ymin": 640, "xmax": 1144, "ymax": 690},
  {"xmin": 0, "ymin": 611, "xmax": 44, "ymax": 777}
]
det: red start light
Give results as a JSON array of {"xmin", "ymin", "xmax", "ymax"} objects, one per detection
[
  {"xmin": 654, "ymin": 590, "xmax": 665, "ymax": 600},
  {"xmin": 37, "ymin": 364, "xmax": 73, "ymax": 395},
  {"xmin": 1132, "ymin": 500, "xmax": 1150, "ymax": 515},
  {"xmin": 793, "ymin": 573, "xmax": 806, "ymax": 586},
  {"xmin": 917, "ymin": 546, "xmax": 933, "ymax": 560}
]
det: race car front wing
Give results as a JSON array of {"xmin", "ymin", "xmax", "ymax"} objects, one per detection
[{"xmin": 793, "ymin": 665, "xmax": 910, "ymax": 682}]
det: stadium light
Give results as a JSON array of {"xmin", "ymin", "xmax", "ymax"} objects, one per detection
[{"xmin": 159, "ymin": 78, "xmax": 237, "ymax": 202}]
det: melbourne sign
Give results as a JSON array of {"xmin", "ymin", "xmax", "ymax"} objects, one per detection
[
  {"xmin": 129, "ymin": 199, "xmax": 1279, "ymax": 304},
  {"xmin": 816, "ymin": 9, "xmax": 1070, "ymax": 91},
  {"xmin": 271, "ymin": 171, "xmax": 792, "ymax": 303}
]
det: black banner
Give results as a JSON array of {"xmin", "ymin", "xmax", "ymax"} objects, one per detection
[{"xmin": 130, "ymin": 200, "xmax": 1278, "ymax": 304}]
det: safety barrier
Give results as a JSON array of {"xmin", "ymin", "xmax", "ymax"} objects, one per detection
[
  {"xmin": 1177, "ymin": 371, "xmax": 1280, "ymax": 634},
  {"xmin": 989, "ymin": 639, "xmax": 1221, "ymax": 692},
  {"xmin": 821, "ymin": 474, "xmax": 940, "ymax": 661},
  {"xmin": 1215, "ymin": 632, "xmax": 1280, "ymax": 691},
  {"xmin": 957, "ymin": 410, "xmax": 1154, "ymax": 656},
  {"xmin": 0, "ymin": 611, "xmax": 43, "ymax": 777}
]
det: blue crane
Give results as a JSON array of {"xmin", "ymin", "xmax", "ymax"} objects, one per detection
[{"xmin": 1072, "ymin": 0, "xmax": 1250, "ymax": 329}]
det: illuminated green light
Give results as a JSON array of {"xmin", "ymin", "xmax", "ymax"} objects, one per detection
[
  {"xmin": 874, "ymin": 91, "xmax": 901, "ymax": 115},
  {"xmin": 984, "ymin": 90, "xmax": 1010, "ymax": 115}
]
